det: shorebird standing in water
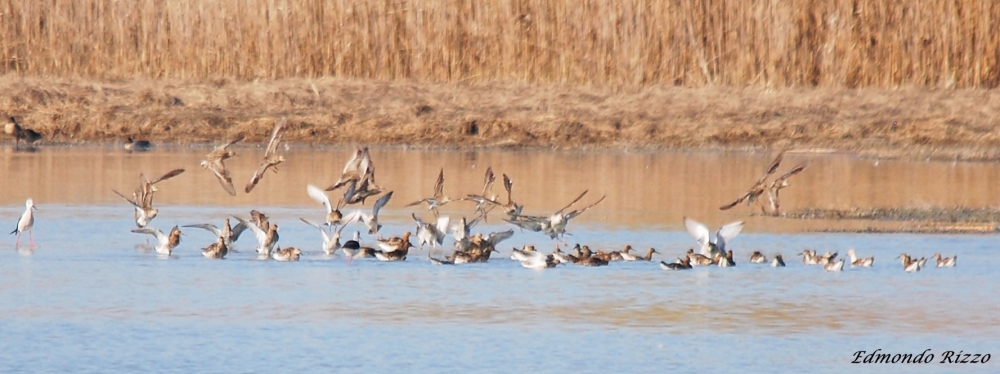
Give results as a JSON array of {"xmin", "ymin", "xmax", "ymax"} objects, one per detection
[
  {"xmin": 272, "ymin": 247, "xmax": 302, "ymax": 262},
  {"xmin": 772, "ymin": 254, "xmax": 786, "ymax": 267},
  {"xmin": 374, "ymin": 232, "xmax": 413, "ymax": 262},
  {"xmin": 131, "ymin": 226, "xmax": 182, "ymax": 256},
  {"xmin": 932, "ymin": 253, "xmax": 956, "ymax": 268},
  {"xmin": 824, "ymin": 258, "xmax": 845, "ymax": 272},
  {"xmin": 201, "ymin": 235, "xmax": 229, "ymax": 259},
  {"xmin": 660, "ymin": 257, "xmax": 693, "ymax": 270},
  {"xmin": 235, "ymin": 210, "xmax": 279, "ymax": 258},
  {"xmin": 200, "ymin": 135, "xmax": 244, "ymax": 196},
  {"xmin": 245, "ymin": 117, "xmax": 287, "ymax": 193},
  {"xmin": 896, "ymin": 254, "xmax": 924, "ymax": 272},
  {"xmin": 183, "ymin": 218, "xmax": 248, "ymax": 251},
  {"xmin": 847, "ymin": 248, "xmax": 874, "ymax": 268},
  {"xmin": 11, "ymin": 198, "xmax": 37, "ymax": 248}
]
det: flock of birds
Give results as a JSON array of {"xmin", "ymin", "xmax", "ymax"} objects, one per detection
[{"xmin": 6, "ymin": 116, "xmax": 960, "ymax": 272}]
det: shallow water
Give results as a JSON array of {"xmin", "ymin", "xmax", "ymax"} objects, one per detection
[{"xmin": 1, "ymin": 147, "xmax": 999, "ymax": 373}]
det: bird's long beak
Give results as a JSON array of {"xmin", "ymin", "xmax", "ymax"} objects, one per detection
[{"xmin": 32, "ymin": 206, "xmax": 38, "ymax": 211}]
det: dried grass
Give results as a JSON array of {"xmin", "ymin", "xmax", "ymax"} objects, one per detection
[{"xmin": 1, "ymin": 0, "xmax": 997, "ymax": 88}]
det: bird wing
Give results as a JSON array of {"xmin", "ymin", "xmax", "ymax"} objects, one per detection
[
  {"xmin": 341, "ymin": 210, "xmax": 363, "ymax": 227},
  {"xmin": 148, "ymin": 169, "xmax": 186, "ymax": 185},
  {"xmin": 206, "ymin": 159, "xmax": 237, "ymax": 196},
  {"xmin": 405, "ymin": 198, "xmax": 431, "ymax": 207},
  {"xmin": 360, "ymin": 147, "xmax": 375, "ymax": 183},
  {"xmin": 230, "ymin": 220, "xmax": 249, "ymax": 242},
  {"xmin": 222, "ymin": 134, "xmax": 245, "ymax": 150},
  {"xmin": 435, "ymin": 216, "xmax": 451, "ymax": 235},
  {"xmin": 554, "ymin": 190, "xmax": 589, "ymax": 215},
  {"xmin": 245, "ymin": 159, "xmax": 275, "ymax": 193},
  {"xmin": 181, "ymin": 223, "xmax": 222, "ymax": 236},
  {"xmin": 719, "ymin": 192, "xmax": 751, "ymax": 210},
  {"xmin": 505, "ymin": 216, "xmax": 547, "ymax": 232},
  {"xmin": 372, "ymin": 191, "xmax": 393, "ymax": 220},
  {"xmin": 307, "ymin": 184, "xmax": 333, "ymax": 214},
  {"xmin": 111, "ymin": 189, "xmax": 140, "ymax": 208},
  {"xmin": 264, "ymin": 117, "xmax": 286, "ymax": 157},
  {"xmin": 131, "ymin": 227, "xmax": 168, "ymax": 245},
  {"xmin": 715, "ymin": 220, "xmax": 745, "ymax": 252},
  {"xmin": 771, "ymin": 163, "xmax": 807, "ymax": 187},
  {"xmin": 482, "ymin": 167, "xmax": 495, "ymax": 196},
  {"xmin": 467, "ymin": 211, "xmax": 487, "ymax": 229},
  {"xmin": 683, "ymin": 217, "xmax": 711, "ymax": 249},
  {"xmin": 503, "ymin": 174, "xmax": 514, "ymax": 203},
  {"xmin": 249, "ymin": 210, "xmax": 270, "ymax": 231},
  {"xmin": 565, "ymin": 194, "xmax": 606, "ymax": 220},
  {"xmin": 432, "ymin": 168, "xmax": 445, "ymax": 199},
  {"xmin": 485, "ymin": 229, "xmax": 515, "ymax": 246},
  {"xmin": 764, "ymin": 151, "xmax": 786, "ymax": 176},
  {"xmin": 234, "ymin": 215, "xmax": 267, "ymax": 245},
  {"xmin": 411, "ymin": 213, "xmax": 429, "ymax": 227},
  {"xmin": 300, "ymin": 217, "xmax": 332, "ymax": 243}
]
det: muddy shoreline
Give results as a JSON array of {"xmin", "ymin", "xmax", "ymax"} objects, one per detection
[
  {"xmin": 2, "ymin": 76, "xmax": 1000, "ymax": 161},
  {"xmin": 785, "ymin": 208, "xmax": 1000, "ymax": 234}
]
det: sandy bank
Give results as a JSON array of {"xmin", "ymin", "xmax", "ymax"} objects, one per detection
[{"xmin": 2, "ymin": 76, "xmax": 999, "ymax": 160}]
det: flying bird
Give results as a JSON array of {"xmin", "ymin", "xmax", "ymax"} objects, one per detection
[
  {"xmin": 245, "ymin": 117, "xmax": 287, "ymax": 193},
  {"xmin": 720, "ymin": 150, "xmax": 807, "ymax": 215},
  {"xmin": 406, "ymin": 168, "xmax": 453, "ymax": 217},
  {"xmin": 200, "ymin": 135, "xmax": 245, "ymax": 196},
  {"xmin": 112, "ymin": 169, "xmax": 186, "ymax": 228}
]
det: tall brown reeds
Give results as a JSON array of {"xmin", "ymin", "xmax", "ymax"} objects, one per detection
[{"xmin": 0, "ymin": 0, "xmax": 997, "ymax": 88}]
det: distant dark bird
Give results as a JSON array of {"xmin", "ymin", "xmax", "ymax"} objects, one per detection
[
  {"xmin": 124, "ymin": 137, "xmax": 152, "ymax": 152},
  {"xmin": 5, "ymin": 117, "xmax": 43, "ymax": 150}
]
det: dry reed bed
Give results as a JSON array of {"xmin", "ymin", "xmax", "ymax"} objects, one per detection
[
  {"xmin": 1, "ymin": 0, "xmax": 998, "ymax": 88},
  {"xmin": 2, "ymin": 76, "xmax": 1000, "ymax": 159}
]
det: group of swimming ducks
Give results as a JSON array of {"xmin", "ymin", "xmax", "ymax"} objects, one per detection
[{"xmin": 5, "ymin": 117, "xmax": 961, "ymax": 271}]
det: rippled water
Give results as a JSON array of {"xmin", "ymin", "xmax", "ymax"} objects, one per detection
[{"xmin": 1, "ymin": 147, "xmax": 998, "ymax": 373}]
